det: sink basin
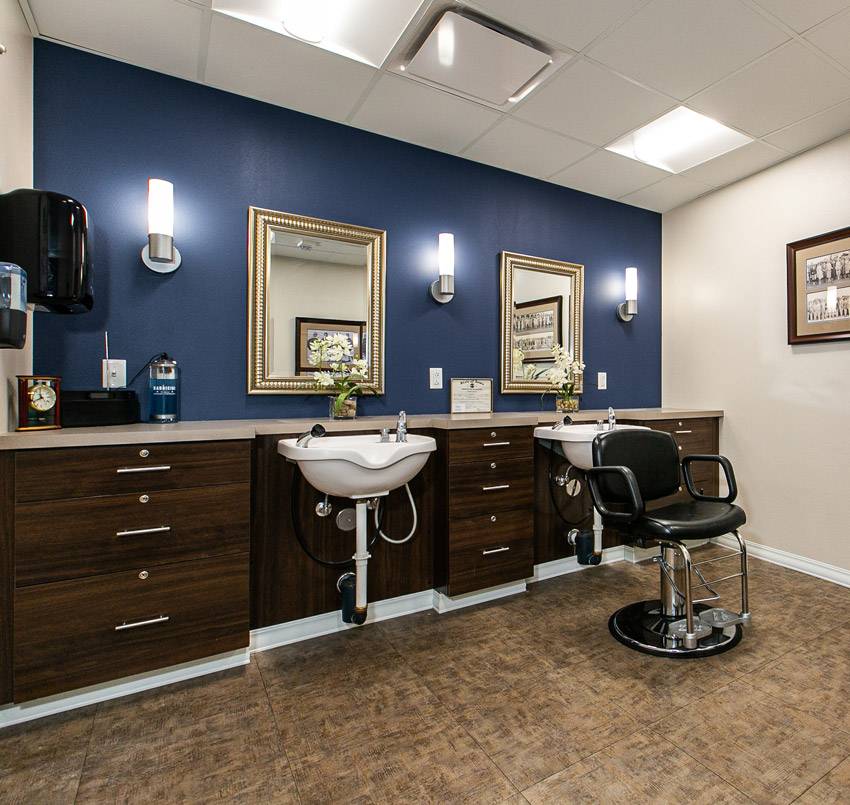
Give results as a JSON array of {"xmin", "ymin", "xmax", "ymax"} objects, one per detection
[
  {"xmin": 534, "ymin": 423, "xmax": 649, "ymax": 470},
  {"xmin": 278, "ymin": 433, "xmax": 436, "ymax": 498}
]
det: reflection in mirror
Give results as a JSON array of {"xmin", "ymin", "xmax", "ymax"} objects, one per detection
[
  {"xmin": 500, "ymin": 251, "xmax": 583, "ymax": 394},
  {"xmin": 248, "ymin": 208, "xmax": 385, "ymax": 394}
]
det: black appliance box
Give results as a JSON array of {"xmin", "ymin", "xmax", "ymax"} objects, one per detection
[
  {"xmin": 62, "ymin": 390, "xmax": 139, "ymax": 428},
  {"xmin": 0, "ymin": 188, "xmax": 93, "ymax": 313}
]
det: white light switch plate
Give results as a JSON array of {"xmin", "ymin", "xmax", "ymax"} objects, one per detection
[
  {"xmin": 102, "ymin": 359, "xmax": 127, "ymax": 389},
  {"xmin": 429, "ymin": 368, "xmax": 443, "ymax": 389},
  {"xmin": 597, "ymin": 372, "xmax": 607, "ymax": 390}
]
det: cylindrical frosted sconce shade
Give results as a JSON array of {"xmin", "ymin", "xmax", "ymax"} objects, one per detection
[
  {"xmin": 148, "ymin": 179, "xmax": 174, "ymax": 237},
  {"xmin": 438, "ymin": 233, "xmax": 455, "ymax": 277},
  {"xmin": 617, "ymin": 266, "xmax": 638, "ymax": 321}
]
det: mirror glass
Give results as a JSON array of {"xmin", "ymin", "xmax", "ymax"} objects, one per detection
[
  {"xmin": 248, "ymin": 207, "xmax": 385, "ymax": 394},
  {"xmin": 500, "ymin": 250, "xmax": 584, "ymax": 393}
]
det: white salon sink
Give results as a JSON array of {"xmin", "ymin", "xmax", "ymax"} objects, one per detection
[
  {"xmin": 278, "ymin": 433, "xmax": 436, "ymax": 499},
  {"xmin": 534, "ymin": 423, "xmax": 649, "ymax": 470}
]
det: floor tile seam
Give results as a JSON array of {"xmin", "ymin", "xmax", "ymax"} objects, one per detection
[
  {"xmin": 789, "ymin": 754, "xmax": 850, "ymax": 804},
  {"xmin": 736, "ymin": 675, "xmax": 850, "ymax": 743},
  {"xmin": 71, "ymin": 706, "xmax": 98, "ymax": 805},
  {"xmin": 254, "ymin": 657, "xmax": 304, "ymax": 805},
  {"xmin": 393, "ymin": 650, "xmax": 525, "ymax": 800},
  {"xmin": 640, "ymin": 723, "xmax": 761, "ymax": 803}
]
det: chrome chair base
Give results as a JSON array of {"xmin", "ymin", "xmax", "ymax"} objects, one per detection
[{"xmin": 609, "ymin": 599, "xmax": 742, "ymax": 658}]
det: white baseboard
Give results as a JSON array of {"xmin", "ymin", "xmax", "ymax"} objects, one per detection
[
  {"xmin": 249, "ymin": 589, "xmax": 434, "ymax": 653},
  {"xmin": 713, "ymin": 536, "xmax": 850, "ymax": 589},
  {"xmin": 533, "ymin": 545, "xmax": 626, "ymax": 580},
  {"xmin": 0, "ymin": 649, "xmax": 250, "ymax": 729},
  {"xmin": 432, "ymin": 581, "xmax": 527, "ymax": 613}
]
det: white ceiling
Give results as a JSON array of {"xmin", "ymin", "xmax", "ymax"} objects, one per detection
[{"xmin": 18, "ymin": 0, "xmax": 850, "ymax": 212}]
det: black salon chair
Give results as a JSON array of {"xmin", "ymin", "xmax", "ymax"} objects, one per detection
[{"xmin": 586, "ymin": 428, "xmax": 750, "ymax": 658}]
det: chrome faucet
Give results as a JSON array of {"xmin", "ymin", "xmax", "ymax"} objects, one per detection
[
  {"xmin": 296, "ymin": 423, "xmax": 326, "ymax": 447},
  {"xmin": 396, "ymin": 410, "xmax": 408, "ymax": 443},
  {"xmin": 608, "ymin": 407, "xmax": 616, "ymax": 430},
  {"xmin": 552, "ymin": 415, "xmax": 572, "ymax": 430}
]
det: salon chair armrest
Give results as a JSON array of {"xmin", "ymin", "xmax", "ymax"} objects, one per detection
[
  {"xmin": 586, "ymin": 465, "xmax": 644, "ymax": 523},
  {"xmin": 682, "ymin": 454, "xmax": 738, "ymax": 503}
]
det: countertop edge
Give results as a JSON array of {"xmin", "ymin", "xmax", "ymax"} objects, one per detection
[{"xmin": 0, "ymin": 408, "xmax": 723, "ymax": 450}]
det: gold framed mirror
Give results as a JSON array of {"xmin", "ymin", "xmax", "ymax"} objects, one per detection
[
  {"xmin": 500, "ymin": 250, "xmax": 584, "ymax": 393},
  {"xmin": 248, "ymin": 207, "xmax": 385, "ymax": 394}
]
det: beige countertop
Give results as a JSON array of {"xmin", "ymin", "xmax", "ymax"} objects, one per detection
[{"xmin": 0, "ymin": 408, "xmax": 722, "ymax": 450}]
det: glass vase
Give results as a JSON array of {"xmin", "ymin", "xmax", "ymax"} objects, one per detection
[
  {"xmin": 329, "ymin": 395, "xmax": 357, "ymax": 420},
  {"xmin": 556, "ymin": 396, "xmax": 579, "ymax": 413}
]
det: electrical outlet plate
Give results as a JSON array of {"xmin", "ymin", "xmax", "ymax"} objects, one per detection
[
  {"xmin": 597, "ymin": 372, "xmax": 607, "ymax": 390},
  {"xmin": 102, "ymin": 359, "xmax": 127, "ymax": 389},
  {"xmin": 429, "ymin": 368, "xmax": 443, "ymax": 389}
]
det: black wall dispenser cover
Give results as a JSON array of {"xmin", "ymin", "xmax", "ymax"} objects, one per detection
[{"xmin": 0, "ymin": 188, "xmax": 93, "ymax": 313}]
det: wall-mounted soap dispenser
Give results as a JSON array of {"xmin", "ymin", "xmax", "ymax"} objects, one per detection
[{"xmin": 0, "ymin": 262, "xmax": 27, "ymax": 348}]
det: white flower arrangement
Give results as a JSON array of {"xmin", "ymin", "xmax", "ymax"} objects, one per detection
[
  {"xmin": 308, "ymin": 333, "xmax": 375, "ymax": 416},
  {"xmin": 540, "ymin": 343, "xmax": 585, "ymax": 406}
]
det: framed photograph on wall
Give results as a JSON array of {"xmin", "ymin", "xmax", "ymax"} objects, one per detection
[
  {"xmin": 512, "ymin": 296, "xmax": 563, "ymax": 362},
  {"xmin": 787, "ymin": 226, "xmax": 850, "ymax": 344},
  {"xmin": 295, "ymin": 317, "xmax": 366, "ymax": 374}
]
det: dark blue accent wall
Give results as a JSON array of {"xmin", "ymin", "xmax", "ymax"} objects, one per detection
[{"xmin": 33, "ymin": 40, "xmax": 661, "ymax": 421}]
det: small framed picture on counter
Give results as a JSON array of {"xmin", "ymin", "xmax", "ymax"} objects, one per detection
[{"xmin": 450, "ymin": 378, "xmax": 493, "ymax": 413}]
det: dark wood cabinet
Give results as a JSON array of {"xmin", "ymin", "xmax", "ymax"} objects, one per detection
[
  {"xmin": 436, "ymin": 426, "xmax": 535, "ymax": 596},
  {"xmin": 11, "ymin": 439, "xmax": 251, "ymax": 703},
  {"xmin": 251, "ymin": 430, "xmax": 436, "ymax": 629},
  {"xmin": 0, "ymin": 453, "xmax": 13, "ymax": 704}
]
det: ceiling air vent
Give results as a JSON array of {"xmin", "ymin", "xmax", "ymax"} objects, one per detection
[{"xmin": 393, "ymin": 8, "xmax": 569, "ymax": 109}]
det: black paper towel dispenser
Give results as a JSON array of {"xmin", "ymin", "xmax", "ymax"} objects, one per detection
[{"xmin": 0, "ymin": 188, "xmax": 93, "ymax": 313}]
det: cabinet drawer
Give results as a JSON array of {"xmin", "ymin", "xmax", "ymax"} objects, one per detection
[
  {"xmin": 449, "ymin": 427, "xmax": 534, "ymax": 464},
  {"xmin": 14, "ymin": 553, "xmax": 249, "ymax": 702},
  {"xmin": 15, "ymin": 483, "xmax": 250, "ymax": 586},
  {"xmin": 15, "ymin": 440, "xmax": 251, "ymax": 502},
  {"xmin": 648, "ymin": 418, "xmax": 716, "ymax": 458},
  {"xmin": 448, "ymin": 458, "xmax": 533, "ymax": 519},
  {"xmin": 448, "ymin": 510, "xmax": 533, "ymax": 596}
]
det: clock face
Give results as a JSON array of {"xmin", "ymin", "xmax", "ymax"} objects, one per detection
[{"xmin": 29, "ymin": 383, "xmax": 57, "ymax": 411}]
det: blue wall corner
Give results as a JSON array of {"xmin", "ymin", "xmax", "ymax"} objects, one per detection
[{"xmin": 32, "ymin": 40, "xmax": 661, "ymax": 421}]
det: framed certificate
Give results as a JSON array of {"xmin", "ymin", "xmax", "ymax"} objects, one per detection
[{"xmin": 450, "ymin": 378, "xmax": 493, "ymax": 413}]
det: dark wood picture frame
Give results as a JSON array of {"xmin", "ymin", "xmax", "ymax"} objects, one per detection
[
  {"xmin": 512, "ymin": 295, "xmax": 563, "ymax": 362},
  {"xmin": 295, "ymin": 317, "xmax": 366, "ymax": 374},
  {"xmin": 787, "ymin": 226, "xmax": 850, "ymax": 344}
]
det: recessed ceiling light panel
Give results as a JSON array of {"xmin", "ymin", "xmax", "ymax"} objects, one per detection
[
  {"xmin": 606, "ymin": 107, "xmax": 753, "ymax": 173},
  {"xmin": 393, "ymin": 8, "xmax": 571, "ymax": 109}
]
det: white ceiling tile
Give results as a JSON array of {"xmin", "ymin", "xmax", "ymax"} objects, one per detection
[
  {"xmin": 749, "ymin": 0, "xmax": 850, "ymax": 34},
  {"xmin": 514, "ymin": 59, "xmax": 674, "ymax": 146},
  {"xmin": 806, "ymin": 10, "xmax": 850, "ymax": 71},
  {"xmin": 463, "ymin": 0, "xmax": 644, "ymax": 52},
  {"xmin": 205, "ymin": 13, "xmax": 376, "ymax": 122},
  {"xmin": 690, "ymin": 42, "xmax": 850, "ymax": 137},
  {"xmin": 681, "ymin": 140, "xmax": 788, "ymax": 187},
  {"xmin": 549, "ymin": 149, "xmax": 669, "ymax": 200},
  {"xmin": 351, "ymin": 74, "xmax": 502, "ymax": 153},
  {"xmin": 29, "ymin": 0, "xmax": 204, "ymax": 79},
  {"xmin": 619, "ymin": 174, "xmax": 713, "ymax": 212},
  {"xmin": 461, "ymin": 119, "xmax": 594, "ymax": 178},
  {"xmin": 764, "ymin": 98, "xmax": 850, "ymax": 152},
  {"xmin": 587, "ymin": 0, "xmax": 789, "ymax": 100}
]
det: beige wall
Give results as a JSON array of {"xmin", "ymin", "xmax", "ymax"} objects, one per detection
[
  {"xmin": 0, "ymin": 0, "xmax": 33, "ymax": 430},
  {"xmin": 662, "ymin": 132, "xmax": 850, "ymax": 573}
]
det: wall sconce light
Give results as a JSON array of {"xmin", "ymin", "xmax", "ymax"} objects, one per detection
[
  {"xmin": 141, "ymin": 178, "xmax": 181, "ymax": 273},
  {"xmin": 430, "ymin": 232, "xmax": 455, "ymax": 303},
  {"xmin": 617, "ymin": 266, "xmax": 638, "ymax": 322}
]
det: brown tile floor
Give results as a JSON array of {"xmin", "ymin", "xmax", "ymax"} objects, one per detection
[{"xmin": 2, "ymin": 546, "xmax": 850, "ymax": 804}]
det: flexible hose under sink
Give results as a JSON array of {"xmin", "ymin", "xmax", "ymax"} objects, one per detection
[{"xmin": 374, "ymin": 482, "xmax": 418, "ymax": 544}]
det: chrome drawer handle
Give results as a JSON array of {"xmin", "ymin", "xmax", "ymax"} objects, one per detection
[
  {"xmin": 115, "ymin": 615, "xmax": 169, "ymax": 631},
  {"xmin": 482, "ymin": 484, "xmax": 510, "ymax": 491},
  {"xmin": 483, "ymin": 546, "xmax": 510, "ymax": 555},
  {"xmin": 116, "ymin": 526, "xmax": 171, "ymax": 537},
  {"xmin": 674, "ymin": 430, "xmax": 693, "ymax": 434},
  {"xmin": 483, "ymin": 442, "xmax": 510, "ymax": 447},
  {"xmin": 116, "ymin": 465, "xmax": 172, "ymax": 474}
]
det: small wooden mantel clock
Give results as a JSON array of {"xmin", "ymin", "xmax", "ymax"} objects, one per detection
[{"xmin": 17, "ymin": 375, "xmax": 61, "ymax": 431}]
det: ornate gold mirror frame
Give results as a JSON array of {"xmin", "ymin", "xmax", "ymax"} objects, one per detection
[
  {"xmin": 248, "ymin": 207, "xmax": 386, "ymax": 394},
  {"xmin": 500, "ymin": 250, "xmax": 584, "ymax": 394}
]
